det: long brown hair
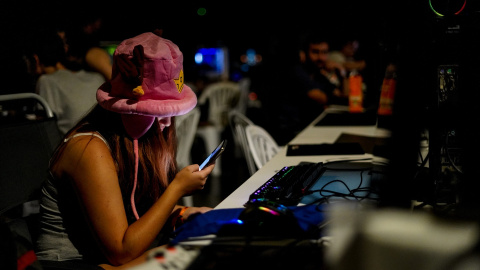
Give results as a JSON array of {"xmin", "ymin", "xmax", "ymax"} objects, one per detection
[{"xmin": 51, "ymin": 104, "xmax": 178, "ymax": 221}]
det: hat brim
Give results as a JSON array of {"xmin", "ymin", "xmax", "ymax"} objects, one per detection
[{"xmin": 96, "ymin": 82, "xmax": 197, "ymax": 117}]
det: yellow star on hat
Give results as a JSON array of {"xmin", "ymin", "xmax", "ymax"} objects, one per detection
[{"xmin": 174, "ymin": 69, "xmax": 185, "ymax": 93}]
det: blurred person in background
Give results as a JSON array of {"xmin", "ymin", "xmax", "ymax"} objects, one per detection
[
  {"xmin": 329, "ymin": 37, "xmax": 367, "ymax": 77},
  {"xmin": 61, "ymin": 8, "xmax": 112, "ymax": 80},
  {"xmin": 296, "ymin": 32, "xmax": 349, "ymax": 107},
  {"xmin": 33, "ymin": 27, "xmax": 105, "ymax": 134},
  {"xmin": 259, "ymin": 31, "xmax": 347, "ymax": 144}
]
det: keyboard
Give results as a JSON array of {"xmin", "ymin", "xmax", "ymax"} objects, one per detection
[{"xmin": 246, "ymin": 162, "xmax": 326, "ymax": 206}]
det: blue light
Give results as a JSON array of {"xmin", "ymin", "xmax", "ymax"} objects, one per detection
[
  {"xmin": 193, "ymin": 47, "xmax": 229, "ymax": 80},
  {"xmin": 246, "ymin": 49, "xmax": 256, "ymax": 65},
  {"xmin": 195, "ymin": 48, "xmax": 223, "ymax": 71},
  {"xmin": 194, "ymin": 52, "xmax": 203, "ymax": 64}
]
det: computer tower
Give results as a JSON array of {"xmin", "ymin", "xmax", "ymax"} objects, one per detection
[
  {"xmin": 427, "ymin": 2, "xmax": 480, "ymax": 218},
  {"xmin": 376, "ymin": 1, "xmax": 480, "ymax": 216}
]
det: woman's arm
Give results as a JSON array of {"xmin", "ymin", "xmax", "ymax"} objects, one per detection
[{"xmin": 56, "ymin": 136, "xmax": 213, "ymax": 266}]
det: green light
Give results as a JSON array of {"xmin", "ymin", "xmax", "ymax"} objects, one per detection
[
  {"xmin": 105, "ymin": 45, "xmax": 117, "ymax": 57},
  {"xmin": 197, "ymin": 7, "xmax": 206, "ymax": 16},
  {"xmin": 429, "ymin": 0, "xmax": 467, "ymax": 17},
  {"xmin": 429, "ymin": 0, "xmax": 444, "ymax": 17}
]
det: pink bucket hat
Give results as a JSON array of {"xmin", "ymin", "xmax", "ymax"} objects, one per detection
[
  {"xmin": 96, "ymin": 31, "xmax": 197, "ymax": 219},
  {"xmin": 97, "ymin": 31, "xmax": 197, "ymax": 139}
]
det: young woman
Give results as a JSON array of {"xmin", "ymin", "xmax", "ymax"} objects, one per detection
[{"xmin": 35, "ymin": 31, "xmax": 214, "ymax": 269}]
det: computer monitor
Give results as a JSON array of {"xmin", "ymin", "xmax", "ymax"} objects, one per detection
[{"xmin": 194, "ymin": 47, "xmax": 229, "ymax": 81}]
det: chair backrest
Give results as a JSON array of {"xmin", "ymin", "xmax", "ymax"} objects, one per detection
[
  {"xmin": 0, "ymin": 93, "xmax": 62, "ymax": 258},
  {"xmin": 198, "ymin": 81, "xmax": 241, "ymax": 130},
  {"xmin": 236, "ymin": 77, "xmax": 251, "ymax": 115},
  {"xmin": 245, "ymin": 125, "xmax": 280, "ymax": 171},
  {"xmin": 175, "ymin": 107, "xmax": 201, "ymax": 169},
  {"xmin": 0, "ymin": 93, "xmax": 62, "ymax": 215},
  {"xmin": 228, "ymin": 110, "xmax": 257, "ymax": 176}
]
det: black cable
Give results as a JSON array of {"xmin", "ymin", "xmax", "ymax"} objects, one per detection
[
  {"xmin": 418, "ymin": 147, "xmax": 425, "ymax": 165},
  {"xmin": 445, "ymin": 130, "xmax": 462, "ymax": 174},
  {"xmin": 414, "ymin": 151, "xmax": 429, "ymax": 180},
  {"xmin": 306, "ymin": 170, "xmax": 377, "ymax": 204}
]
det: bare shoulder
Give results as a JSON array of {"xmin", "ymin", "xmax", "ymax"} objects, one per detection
[
  {"xmin": 56, "ymin": 134, "xmax": 115, "ymax": 179},
  {"xmin": 87, "ymin": 46, "xmax": 110, "ymax": 57},
  {"xmin": 86, "ymin": 47, "xmax": 111, "ymax": 64},
  {"xmin": 86, "ymin": 47, "xmax": 112, "ymax": 80}
]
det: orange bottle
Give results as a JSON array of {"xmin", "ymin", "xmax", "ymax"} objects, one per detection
[
  {"xmin": 377, "ymin": 78, "xmax": 396, "ymax": 116},
  {"xmin": 377, "ymin": 65, "xmax": 397, "ymax": 116},
  {"xmin": 349, "ymin": 70, "xmax": 363, "ymax": 113}
]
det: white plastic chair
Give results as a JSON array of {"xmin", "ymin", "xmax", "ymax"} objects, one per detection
[
  {"xmin": 236, "ymin": 77, "xmax": 251, "ymax": 115},
  {"xmin": 197, "ymin": 81, "xmax": 242, "ymax": 130},
  {"xmin": 175, "ymin": 107, "xmax": 201, "ymax": 206},
  {"xmin": 245, "ymin": 125, "xmax": 280, "ymax": 171},
  {"xmin": 228, "ymin": 110, "xmax": 257, "ymax": 176},
  {"xmin": 196, "ymin": 81, "xmax": 241, "ymax": 177}
]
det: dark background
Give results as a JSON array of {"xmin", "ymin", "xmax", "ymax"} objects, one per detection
[
  {"xmin": 0, "ymin": 0, "xmax": 393, "ymax": 73},
  {"xmin": 2, "ymin": 0, "xmax": 478, "ymax": 70},
  {"xmin": 3, "ymin": 0, "xmax": 477, "ymax": 91}
]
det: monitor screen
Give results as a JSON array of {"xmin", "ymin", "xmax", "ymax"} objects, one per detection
[
  {"xmin": 99, "ymin": 41, "xmax": 121, "ymax": 60},
  {"xmin": 194, "ymin": 47, "xmax": 229, "ymax": 80}
]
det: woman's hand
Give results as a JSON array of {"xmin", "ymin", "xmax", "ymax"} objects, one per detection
[{"xmin": 170, "ymin": 163, "xmax": 215, "ymax": 196}]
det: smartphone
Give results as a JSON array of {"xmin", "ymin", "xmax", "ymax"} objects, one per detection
[{"xmin": 199, "ymin": 139, "xmax": 227, "ymax": 170}]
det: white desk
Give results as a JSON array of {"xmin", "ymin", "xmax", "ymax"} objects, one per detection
[
  {"xmin": 133, "ymin": 108, "xmax": 480, "ymax": 270},
  {"xmin": 215, "ymin": 108, "xmax": 391, "ymax": 209}
]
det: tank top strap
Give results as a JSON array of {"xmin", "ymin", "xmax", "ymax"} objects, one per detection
[{"xmin": 64, "ymin": 132, "xmax": 110, "ymax": 150}]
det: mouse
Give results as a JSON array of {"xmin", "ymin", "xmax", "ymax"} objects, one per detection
[{"xmin": 223, "ymin": 198, "xmax": 305, "ymax": 238}]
